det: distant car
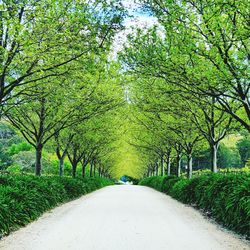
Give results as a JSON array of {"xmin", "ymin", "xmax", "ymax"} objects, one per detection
[{"xmin": 120, "ymin": 176, "xmax": 127, "ymax": 182}]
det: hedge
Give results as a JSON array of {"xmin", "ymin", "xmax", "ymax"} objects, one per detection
[
  {"xmin": 0, "ymin": 175, "xmax": 113, "ymax": 237},
  {"xmin": 139, "ymin": 173, "xmax": 250, "ymax": 237}
]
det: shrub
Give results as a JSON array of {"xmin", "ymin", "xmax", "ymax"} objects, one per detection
[
  {"xmin": 0, "ymin": 174, "xmax": 113, "ymax": 237},
  {"xmin": 162, "ymin": 176, "xmax": 180, "ymax": 194},
  {"xmin": 8, "ymin": 142, "xmax": 32, "ymax": 156},
  {"xmin": 123, "ymin": 175, "xmax": 140, "ymax": 185},
  {"xmin": 169, "ymin": 179, "xmax": 190, "ymax": 202},
  {"xmin": 237, "ymin": 136, "xmax": 250, "ymax": 166},
  {"xmin": 139, "ymin": 173, "xmax": 250, "ymax": 237},
  {"xmin": 139, "ymin": 176, "xmax": 165, "ymax": 191},
  {"xmin": 11, "ymin": 151, "xmax": 35, "ymax": 173}
]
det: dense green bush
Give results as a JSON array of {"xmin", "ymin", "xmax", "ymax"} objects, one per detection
[
  {"xmin": 139, "ymin": 174, "xmax": 250, "ymax": 237},
  {"xmin": 0, "ymin": 174, "xmax": 113, "ymax": 236},
  {"xmin": 123, "ymin": 175, "xmax": 140, "ymax": 185},
  {"xmin": 217, "ymin": 144, "xmax": 241, "ymax": 168},
  {"xmin": 237, "ymin": 135, "xmax": 250, "ymax": 167},
  {"xmin": 184, "ymin": 167, "xmax": 250, "ymax": 177},
  {"xmin": 8, "ymin": 142, "xmax": 32, "ymax": 156},
  {"xmin": 139, "ymin": 176, "xmax": 165, "ymax": 190}
]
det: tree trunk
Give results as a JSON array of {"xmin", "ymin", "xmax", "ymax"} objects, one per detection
[
  {"xmin": 55, "ymin": 137, "xmax": 70, "ymax": 177},
  {"xmin": 93, "ymin": 163, "xmax": 96, "ymax": 177},
  {"xmin": 211, "ymin": 143, "xmax": 219, "ymax": 173},
  {"xmin": 155, "ymin": 163, "xmax": 159, "ymax": 176},
  {"xmin": 160, "ymin": 157, "xmax": 164, "ymax": 176},
  {"xmin": 166, "ymin": 153, "xmax": 171, "ymax": 176},
  {"xmin": 90, "ymin": 162, "xmax": 93, "ymax": 177},
  {"xmin": 59, "ymin": 157, "xmax": 64, "ymax": 177},
  {"xmin": 35, "ymin": 145, "xmax": 43, "ymax": 176},
  {"xmin": 187, "ymin": 154, "xmax": 193, "ymax": 179},
  {"xmin": 176, "ymin": 153, "xmax": 182, "ymax": 177},
  {"xmin": 72, "ymin": 162, "xmax": 77, "ymax": 178},
  {"xmin": 81, "ymin": 164, "xmax": 86, "ymax": 178}
]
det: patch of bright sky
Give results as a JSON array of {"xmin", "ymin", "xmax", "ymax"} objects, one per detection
[{"xmin": 111, "ymin": 0, "xmax": 158, "ymax": 58}]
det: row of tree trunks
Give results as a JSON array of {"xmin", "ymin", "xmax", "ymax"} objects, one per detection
[{"xmin": 145, "ymin": 141, "xmax": 221, "ymax": 179}]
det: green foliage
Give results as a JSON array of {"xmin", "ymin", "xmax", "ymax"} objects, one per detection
[
  {"xmin": 0, "ymin": 0, "xmax": 125, "ymax": 114},
  {"xmin": 139, "ymin": 174, "xmax": 250, "ymax": 237},
  {"xmin": 11, "ymin": 151, "xmax": 35, "ymax": 173},
  {"xmin": 237, "ymin": 136, "xmax": 250, "ymax": 166},
  {"xmin": 47, "ymin": 159, "xmax": 73, "ymax": 176},
  {"xmin": 123, "ymin": 175, "xmax": 139, "ymax": 185},
  {"xmin": 0, "ymin": 123, "xmax": 19, "ymax": 169},
  {"xmin": 193, "ymin": 143, "xmax": 242, "ymax": 170},
  {"xmin": 8, "ymin": 142, "xmax": 32, "ymax": 156},
  {"xmin": 122, "ymin": 0, "xmax": 250, "ymax": 132},
  {"xmin": 0, "ymin": 174, "xmax": 113, "ymax": 236},
  {"xmin": 189, "ymin": 167, "xmax": 250, "ymax": 177},
  {"xmin": 246, "ymin": 160, "xmax": 250, "ymax": 168},
  {"xmin": 161, "ymin": 177, "xmax": 180, "ymax": 194},
  {"xmin": 139, "ymin": 176, "xmax": 165, "ymax": 191},
  {"xmin": 119, "ymin": 0, "xmax": 250, "ymax": 178},
  {"xmin": 6, "ymin": 165, "xmax": 21, "ymax": 174},
  {"xmin": 217, "ymin": 144, "xmax": 241, "ymax": 168},
  {"xmin": 0, "ymin": 123, "xmax": 15, "ymax": 141}
]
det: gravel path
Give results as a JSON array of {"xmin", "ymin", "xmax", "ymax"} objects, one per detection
[{"xmin": 0, "ymin": 185, "xmax": 249, "ymax": 250}]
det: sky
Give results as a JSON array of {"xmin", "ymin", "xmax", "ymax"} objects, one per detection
[{"xmin": 111, "ymin": 0, "xmax": 158, "ymax": 57}]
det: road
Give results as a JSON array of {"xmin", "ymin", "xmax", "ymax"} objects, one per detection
[{"xmin": 0, "ymin": 185, "xmax": 249, "ymax": 250}]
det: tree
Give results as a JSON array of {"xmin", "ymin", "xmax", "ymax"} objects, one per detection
[
  {"xmin": 0, "ymin": 0, "xmax": 125, "ymax": 116},
  {"xmin": 66, "ymin": 109, "xmax": 120, "ymax": 178},
  {"xmin": 54, "ymin": 130, "xmax": 74, "ymax": 177},
  {"xmin": 6, "ymin": 54, "xmax": 124, "ymax": 176},
  {"xmin": 126, "ymin": 75, "xmax": 206, "ymax": 177},
  {"xmin": 6, "ymin": 82, "xmax": 76, "ymax": 175},
  {"xmin": 124, "ymin": 0, "xmax": 250, "ymax": 131},
  {"xmin": 121, "ymin": 25, "xmax": 237, "ymax": 173},
  {"xmin": 185, "ymin": 96, "xmax": 233, "ymax": 172}
]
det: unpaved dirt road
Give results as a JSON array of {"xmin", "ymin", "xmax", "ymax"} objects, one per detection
[{"xmin": 0, "ymin": 185, "xmax": 249, "ymax": 250}]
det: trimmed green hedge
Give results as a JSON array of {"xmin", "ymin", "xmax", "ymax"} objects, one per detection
[
  {"xmin": 139, "ymin": 174, "xmax": 250, "ymax": 237},
  {"xmin": 0, "ymin": 175, "xmax": 113, "ymax": 236},
  {"xmin": 123, "ymin": 175, "xmax": 140, "ymax": 185}
]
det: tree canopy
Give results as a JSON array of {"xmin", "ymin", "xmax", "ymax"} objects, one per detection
[{"xmin": 0, "ymin": 0, "xmax": 249, "ymax": 179}]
